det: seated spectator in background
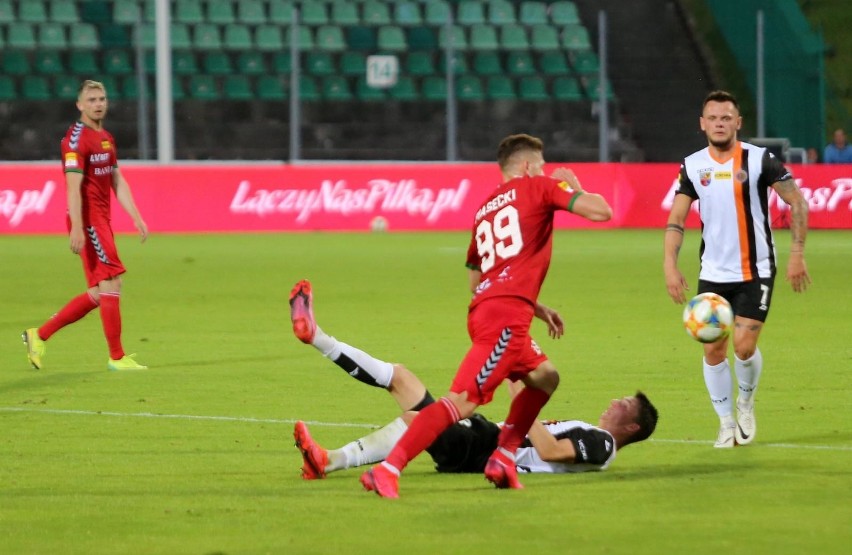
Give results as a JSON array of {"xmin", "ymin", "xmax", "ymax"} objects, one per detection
[
  {"xmin": 806, "ymin": 147, "xmax": 819, "ymax": 164},
  {"xmin": 823, "ymin": 128, "xmax": 852, "ymax": 163}
]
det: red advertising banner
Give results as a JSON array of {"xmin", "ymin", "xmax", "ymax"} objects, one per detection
[{"xmin": 1, "ymin": 163, "xmax": 850, "ymax": 233}]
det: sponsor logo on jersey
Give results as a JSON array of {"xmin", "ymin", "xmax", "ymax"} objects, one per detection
[
  {"xmin": 89, "ymin": 153, "xmax": 110, "ymax": 163},
  {"xmin": 557, "ymin": 180, "xmax": 570, "ymax": 191},
  {"xmin": 101, "ymin": 140, "xmax": 112, "ymax": 149},
  {"xmin": 64, "ymin": 152, "xmax": 79, "ymax": 168},
  {"xmin": 699, "ymin": 168, "xmax": 713, "ymax": 187},
  {"xmin": 714, "ymin": 171, "xmax": 732, "ymax": 180},
  {"xmin": 94, "ymin": 166, "xmax": 113, "ymax": 176},
  {"xmin": 735, "ymin": 169, "xmax": 748, "ymax": 182}
]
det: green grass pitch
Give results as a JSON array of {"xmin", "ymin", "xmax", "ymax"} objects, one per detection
[{"xmin": 1, "ymin": 229, "xmax": 850, "ymax": 555}]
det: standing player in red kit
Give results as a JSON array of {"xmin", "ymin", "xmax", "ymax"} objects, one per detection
[
  {"xmin": 22, "ymin": 80, "xmax": 149, "ymax": 372},
  {"xmin": 357, "ymin": 134, "xmax": 613, "ymax": 497}
]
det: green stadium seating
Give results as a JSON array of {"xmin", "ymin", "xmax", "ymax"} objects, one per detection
[
  {"xmin": 34, "ymin": 50, "xmax": 64, "ymax": 74},
  {"xmin": 113, "ymin": 2, "xmax": 141, "ymax": 24},
  {"xmin": 518, "ymin": 76, "xmax": 549, "ymax": 100},
  {"xmin": 223, "ymin": 24, "xmax": 253, "ymax": 50},
  {"xmin": 223, "ymin": 75, "xmax": 253, "ymax": 100},
  {"xmin": 340, "ymin": 51, "xmax": 366, "ymax": 76},
  {"xmin": 519, "ymin": 1, "xmax": 547, "ymax": 25},
  {"xmin": 331, "ymin": 1, "xmax": 360, "ymax": 25},
  {"xmin": 193, "ymin": 23, "xmax": 222, "ymax": 50},
  {"xmin": 297, "ymin": 76, "xmax": 320, "ymax": 101},
  {"xmin": 207, "ymin": 0, "xmax": 236, "ymax": 25},
  {"xmin": 355, "ymin": 77, "xmax": 385, "ymax": 101},
  {"xmin": 456, "ymin": 75, "xmax": 484, "ymax": 100},
  {"xmin": 551, "ymin": 1, "xmax": 581, "ymax": 25},
  {"xmin": 19, "ymin": 1, "xmax": 48, "ymax": 23},
  {"xmin": 562, "ymin": 24, "xmax": 591, "ymax": 50},
  {"xmin": 203, "ymin": 51, "xmax": 233, "ymax": 75},
  {"xmin": 165, "ymin": 23, "xmax": 192, "ymax": 49},
  {"xmin": 0, "ymin": 0, "xmax": 14, "ymax": 24},
  {"xmin": 406, "ymin": 26, "xmax": 436, "ymax": 50},
  {"xmin": 98, "ymin": 75, "xmax": 119, "ymax": 99},
  {"xmin": 438, "ymin": 25, "xmax": 467, "ymax": 50},
  {"xmin": 175, "ymin": 0, "xmax": 204, "ymax": 24},
  {"xmin": 256, "ymin": 75, "xmax": 287, "ymax": 100},
  {"xmin": 378, "ymin": 25, "xmax": 407, "ymax": 51},
  {"xmin": 301, "ymin": 1, "xmax": 328, "ymax": 26},
  {"xmin": 238, "ymin": 1, "xmax": 266, "ymax": 25},
  {"xmin": 469, "ymin": 24, "xmax": 498, "ymax": 50},
  {"xmin": 530, "ymin": 24, "xmax": 560, "ymax": 51},
  {"xmin": 499, "ymin": 24, "xmax": 528, "ymax": 50},
  {"xmin": 271, "ymin": 51, "xmax": 292, "ymax": 73},
  {"xmin": 322, "ymin": 75, "xmax": 352, "ymax": 100},
  {"xmin": 571, "ymin": 50, "xmax": 600, "ymax": 74},
  {"xmin": 54, "ymin": 74, "xmax": 79, "ymax": 99},
  {"xmin": 424, "ymin": 2, "xmax": 451, "ymax": 26},
  {"xmin": 584, "ymin": 76, "xmax": 615, "ymax": 100},
  {"xmin": 486, "ymin": 76, "xmax": 515, "ymax": 99},
  {"xmin": 472, "ymin": 51, "xmax": 502, "ymax": 76},
  {"xmin": 0, "ymin": 75, "xmax": 16, "ymax": 99},
  {"xmin": 457, "ymin": 1, "xmax": 485, "ymax": 25},
  {"xmin": 38, "ymin": 23, "xmax": 67, "ymax": 49},
  {"xmin": 315, "ymin": 25, "xmax": 346, "ymax": 51},
  {"xmin": 539, "ymin": 51, "xmax": 570, "ymax": 75},
  {"xmin": 268, "ymin": 0, "xmax": 293, "ymax": 24},
  {"xmin": 142, "ymin": 0, "xmax": 156, "ymax": 22},
  {"xmin": 50, "ymin": 1, "xmax": 79, "ymax": 24},
  {"xmin": 80, "ymin": 0, "xmax": 110, "ymax": 23},
  {"xmin": 103, "ymin": 50, "xmax": 133, "ymax": 75},
  {"xmin": 236, "ymin": 51, "xmax": 267, "ymax": 75},
  {"xmin": 394, "ymin": 1, "xmax": 422, "ymax": 26},
  {"xmin": 362, "ymin": 1, "xmax": 391, "ymax": 25},
  {"xmin": 100, "ymin": 24, "xmax": 131, "ymax": 48},
  {"xmin": 488, "ymin": 0, "xmax": 516, "ymax": 25},
  {"xmin": 437, "ymin": 51, "xmax": 468, "ymax": 74},
  {"xmin": 405, "ymin": 51, "xmax": 435, "ymax": 76},
  {"xmin": 552, "ymin": 76, "xmax": 583, "ymax": 100},
  {"xmin": 22, "ymin": 76, "xmax": 51, "ymax": 100},
  {"xmin": 173, "ymin": 50, "xmax": 199, "ymax": 74},
  {"xmin": 255, "ymin": 25, "xmax": 284, "ymax": 51},
  {"xmin": 71, "ymin": 23, "xmax": 99, "ymax": 49},
  {"xmin": 506, "ymin": 51, "xmax": 535, "ymax": 75},
  {"xmin": 421, "ymin": 76, "xmax": 447, "ymax": 100},
  {"xmin": 306, "ymin": 52, "xmax": 335, "ymax": 76},
  {"xmin": 346, "ymin": 26, "xmax": 377, "ymax": 50},
  {"xmin": 69, "ymin": 50, "xmax": 100, "ymax": 74},
  {"xmin": 8, "ymin": 25, "xmax": 37, "ymax": 49},
  {"xmin": 388, "ymin": 76, "xmax": 417, "ymax": 100},
  {"xmin": 188, "ymin": 74, "xmax": 220, "ymax": 99},
  {"xmin": 283, "ymin": 26, "xmax": 314, "ymax": 50}
]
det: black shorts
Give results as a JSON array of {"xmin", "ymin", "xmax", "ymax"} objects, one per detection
[
  {"xmin": 426, "ymin": 413, "xmax": 500, "ymax": 473},
  {"xmin": 698, "ymin": 276, "xmax": 775, "ymax": 322}
]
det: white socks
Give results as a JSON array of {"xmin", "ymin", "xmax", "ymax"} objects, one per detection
[
  {"xmin": 310, "ymin": 325, "xmax": 394, "ymax": 388},
  {"xmin": 735, "ymin": 348, "xmax": 762, "ymax": 407},
  {"xmin": 703, "ymin": 358, "xmax": 733, "ymax": 418},
  {"xmin": 326, "ymin": 417, "xmax": 408, "ymax": 472}
]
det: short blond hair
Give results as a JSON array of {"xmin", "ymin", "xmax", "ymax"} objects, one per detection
[{"xmin": 78, "ymin": 79, "xmax": 106, "ymax": 98}]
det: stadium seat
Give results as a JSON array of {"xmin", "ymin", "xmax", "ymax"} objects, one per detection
[
  {"xmin": 457, "ymin": 1, "xmax": 485, "ymax": 25},
  {"xmin": 300, "ymin": 1, "xmax": 328, "ymax": 26},
  {"xmin": 71, "ymin": 23, "xmax": 99, "ymax": 49},
  {"xmin": 8, "ymin": 25, "xmax": 37, "ymax": 49},
  {"xmin": 102, "ymin": 49, "xmax": 133, "ymax": 75},
  {"xmin": 255, "ymin": 25, "xmax": 284, "ymax": 51},
  {"xmin": 488, "ymin": 0, "xmax": 516, "ymax": 25},
  {"xmin": 99, "ymin": 24, "xmax": 131, "ymax": 48},
  {"xmin": 472, "ymin": 51, "xmax": 502, "ymax": 76},
  {"xmin": 306, "ymin": 51, "xmax": 335, "ymax": 76},
  {"xmin": 438, "ymin": 25, "xmax": 467, "ymax": 50},
  {"xmin": 519, "ymin": 1, "xmax": 547, "ymax": 25},
  {"xmin": 405, "ymin": 51, "xmax": 435, "ymax": 76},
  {"xmin": 34, "ymin": 50, "xmax": 64, "ymax": 74},
  {"xmin": 223, "ymin": 24, "xmax": 253, "ymax": 50},
  {"xmin": 346, "ymin": 26, "xmax": 377, "ymax": 51},
  {"xmin": 236, "ymin": 51, "xmax": 267, "ymax": 75},
  {"xmin": 168, "ymin": 23, "xmax": 192, "ymax": 49},
  {"xmin": 388, "ymin": 76, "xmax": 417, "ymax": 100},
  {"xmin": 0, "ymin": 28, "xmax": 5, "ymax": 50},
  {"xmin": 188, "ymin": 74, "xmax": 220, "ymax": 100},
  {"xmin": 223, "ymin": 75, "xmax": 253, "ymax": 100},
  {"xmin": 0, "ymin": 0, "xmax": 14, "ymax": 24},
  {"xmin": 361, "ymin": 1, "xmax": 391, "ymax": 25},
  {"xmin": 322, "ymin": 75, "xmax": 352, "ymax": 101},
  {"xmin": 38, "ymin": 23, "xmax": 68, "ymax": 49},
  {"xmin": 54, "ymin": 74, "xmax": 79, "ymax": 99},
  {"xmin": 315, "ymin": 25, "xmax": 346, "ymax": 51},
  {"xmin": 552, "ymin": 76, "xmax": 583, "ymax": 100},
  {"xmin": 22, "ymin": 75, "xmax": 51, "ymax": 100},
  {"xmin": 394, "ymin": 2, "xmax": 422, "ymax": 26},
  {"xmin": 551, "ymin": 1, "xmax": 581, "ymax": 25},
  {"xmin": 268, "ymin": 0, "xmax": 294, "ymax": 24},
  {"xmin": 539, "ymin": 51, "xmax": 570, "ymax": 75},
  {"xmin": 271, "ymin": 51, "xmax": 292, "ymax": 73},
  {"xmin": 340, "ymin": 51, "xmax": 366, "ymax": 76},
  {"xmin": 203, "ymin": 51, "xmax": 233, "ymax": 75},
  {"xmin": 355, "ymin": 77, "xmax": 385, "ymax": 101},
  {"xmin": 571, "ymin": 50, "xmax": 600, "ymax": 74},
  {"xmin": 421, "ymin": 76, "xmax": 447, "ymax": 100},
  {"xmin": 297, "ymin": 76, "xmax": 320, "ymax": 101},
  {"xmin": 424, "ymin": 2, "xmax": 451, "ymax": 26},
  {"xmin": 283, "ymin": 26, "xmax": 314, "ymax": 50},
  {"xmin": 256, "ymin": 75, "xmax": 287, "ymax": 100},
  {"xmin": 456, "ymin": 75, "xmax": 484, "ymax": 100},
  {"xmin": 207, "ymin": 0, "xmax": 236, "ymax": 25},
  {"xmin": 562, "ymin": 24, "xmax": 592, "ymax": 50},
  {"xmin": 406, "ymin": 27, "xmax": 436, "ymax": 50},
  {"xmin": 19, "ymin": 1, "xmax": 47, "ymax": 23},
  {"xmin": 486, "ymin": 76, "xmax": 515, "ymax": 100},
  {"xmin": 193, "ymin": 23, "xmax": 222, "ymax": 50},
  {"xmin": 506, "ymin": 51, "xmax": 535, "ymax": 75},
  {"xmin": 173, "ymin": 50, "xmax": 199, "ymax": 74},
  {"xmin": 530, "ymin": 24, "xmax": 560, "ymax": 51},
  {"xmin": 113, "ymin": 2, "xmax": 141, "ymax": 24},
  {"xmin": 377, "ymin": 25, "xmax": 407, "ymax": 51},
  {"xmin": 69, "ymin": 50, "xmax": 99, "ymax": 74},
  {"xmin": 2, "ymin": 51, "xmax": 31, "ymax": 75},
  {"xmin": 77, "ymin": 1, "xmax": 108, "ymax": 24},
  {"xmin": 50, "ymin": 1, "xmax": 79, "ymax": 24},
  {"xmin": 331, "ymin": 1, "xmax": 359, "ymax": 25},
  {"xmin": 97, "ymin": 75, "xmax": 119, "ymax": 99},
  {"xmin": 469, "ymin": 24, "xmax": 498, "ymax": 50},
  {"xmin": 237, "ymin": 1, "xmax": 266, "ymax": 25},
  {"xmin": 142, "ymin": 0, "xmax": 156, "ymax": 23},
  {"xmin": 584, "ymin": 76, "xmax": 615, "ymax": 100},
  {"xmin": 0, "ymin": 75, "xmax": 17, "ymax": 99},
  {"xmin": 437, "ymin": 51, "xmax": 468, "ymax": 75},
  {"xmin": 175, "ymin": 0, "xmax": 204, "ymax": 24},
  {"xmin": 499, "ymin": 24, "xmax": 529, "ymax": 50},
  {"xmin": 519, "ymin": 76, "xmax": 549, "ymax": 100}
]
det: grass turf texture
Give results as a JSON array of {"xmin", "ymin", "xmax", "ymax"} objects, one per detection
[{"xmin": 1, "ymin": 230, "xmax": 850, "ymax": 555}]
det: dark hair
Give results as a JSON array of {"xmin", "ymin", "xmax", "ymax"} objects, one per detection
[
  {"xmin": 702, "ymin": 90, "xmax": 739, "ymax": 113},
  {"xmin": 497, "ymin": 134, "xmax": 543, "ymax": 171},
  {"xmin": 626, "ymin": 391, "xmax": 658, "ymax": 445}
]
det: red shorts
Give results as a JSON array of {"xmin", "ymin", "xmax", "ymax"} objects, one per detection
[
  {"xmin": 450, "ymin": 297, "xmax": 548, "ymax": 405},
  {"xmin": 69, "ymin": 217, "xmax": 126, "ymax": 287}
]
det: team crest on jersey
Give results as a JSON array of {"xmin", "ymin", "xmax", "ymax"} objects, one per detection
[
  {"xmin": 735, "ymin": 169, "xmax": 748, "ymax": 182},
  {"xmin": 698, "ymin": 168, "xmax": 713, "ymax": 187},
  {"xmin": 64, "ymin": 152, "xmax": 79, "ymax": 168},
  {"xmin": 101, "ymin": 140, "xmax": 112, "ymax": 149},
  {"xmin": 556, "ymin": 180, "xmax": 570, "ymax": 191}
]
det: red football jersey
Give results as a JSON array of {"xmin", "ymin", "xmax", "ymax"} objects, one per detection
[
  {"xmin": 466, "ymin": 175, "xmax": 580, "ymax": 309},
  {"xmin": 60, "ymin": 121, "xmax": 118, "ymax": 225}
]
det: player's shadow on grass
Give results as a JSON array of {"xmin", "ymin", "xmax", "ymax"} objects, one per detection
[{"xmin": 0, "ymin": 370, "xmax": 103, "ymax": 396}]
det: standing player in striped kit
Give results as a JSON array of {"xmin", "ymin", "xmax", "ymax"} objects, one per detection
[
  {"xmin": 664, "ymin": 91, "xmax": 810, "ymax": 448},
  {"xmin": 22, "ymin": 80, "xmax": 149, "ymax": 372},
  {"xmin": 358, "ymin": 134, "xmax": 613, "ymax": 497}
]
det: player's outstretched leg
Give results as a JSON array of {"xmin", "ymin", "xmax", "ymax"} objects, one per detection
[
  {"xmin": 289, "ymin": 280, "xmax": 317, "ymax": 344},
  {"xmin": 22, "ymin": 328, "xmax": 46, "ymax": 370},
  {"xmin": 484, "ymin": 448, "xmax": 524, "ymax": 489},
  {"xmin": 360, "ymin": 463, "xmax": 400, "ymax": 499},
  {"xmin": 294, "ymin": 421, "xmax": 329, "ymax": 480}
]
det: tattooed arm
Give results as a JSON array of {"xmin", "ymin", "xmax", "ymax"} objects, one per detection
[
  {"xmin": 772, "ymin": 178, "xmax": 811, "ymax": 292},
  {"xmin": 664, "ymin": 194, "xmax": 694, "ymax": 303}
]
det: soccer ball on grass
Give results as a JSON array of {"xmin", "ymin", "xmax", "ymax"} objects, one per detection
[{"xmin": 682, "ymin": 292, "xmax": 733, "ymax": 343}]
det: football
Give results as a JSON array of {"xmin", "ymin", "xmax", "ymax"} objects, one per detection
[{"xmin": 683, "ymin": 292, "xmax": 734, "ymax": 343}]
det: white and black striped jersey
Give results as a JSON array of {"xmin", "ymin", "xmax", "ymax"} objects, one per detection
[
  {"xmin": 513, "ymin": 420, "xmax": 616, "ymax": 474},
  {"xmin": 676, "ymin": 141, "xmax": 792, "ymax": 283}
]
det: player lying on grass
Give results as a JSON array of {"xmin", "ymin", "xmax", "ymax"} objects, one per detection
[{"xmin": 289, "ymin": 280, "xmax": 658, "ymax": 479}]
